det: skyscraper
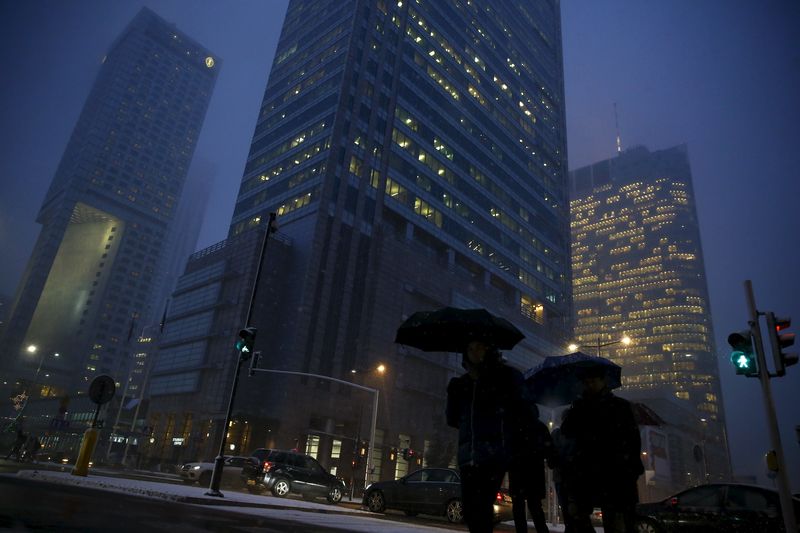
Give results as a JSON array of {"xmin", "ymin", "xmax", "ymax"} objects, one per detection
[
  {"xmin": 144, "ymin": 0, "xmax": 571, "ymax": 479},
  {"xmin": 570, "ymin": 144, "xmax": 731, "ymax": 486},
  {"xmin": 0, "ymin": 8, "xmax": 219, "ymax": 399}
]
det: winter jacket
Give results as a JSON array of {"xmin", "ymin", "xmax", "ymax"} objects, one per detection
[
  {"xmin": 446, "ymin": 361, "xmax": 537, "ymax": 468},
  {"xmin": 560, "ymin": 390, "xmax": 644, "ymax": 502}
]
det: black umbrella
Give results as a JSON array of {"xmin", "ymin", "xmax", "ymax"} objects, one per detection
[
  {"xmin": 524, "ymin": 351, "xmax": 622, "ymax": 407},
  {"xmin": 394, "ymin": 307, "xmax": 524, "ymax": 353}
]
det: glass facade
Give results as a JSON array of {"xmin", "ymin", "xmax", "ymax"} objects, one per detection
[
  {"xmin": 0, "ymin": 8, "xmax": 218, "ymax": 395},
  {"xmin": 231, "ymin": 0, "xmax": 570, "ymax": 336},
  {"xmin": 569, "ymin": 144, "xmax": 730, "ymax": 481}
]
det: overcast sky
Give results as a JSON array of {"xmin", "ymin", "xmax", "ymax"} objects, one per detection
[{"xmin": 1, "ymin": 1, "xmax": 798, "ymax": 488}]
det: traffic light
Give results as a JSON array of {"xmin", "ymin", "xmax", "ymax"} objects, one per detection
[
  {"xmin": 248, "ymin": 351, "xmax": 262, "ymax": 377},
  {"xmin": 728, "ymin": 329, "xmax": 758, "ymax": 376},
  {"xmin": 765, "ymin": 313, "xmax": 797, "ymax": 377},
  {"xmin": 402, "ymin": 448, "xmax": 415, "ymax": 461},
  {"xmin": 235, "ymin": 327, "xmax": 257, "ymax": 360},
  {"xmin": 389, "ymin": 448, "xmax": 397, "ymax": 461},
  {"xmin": 358, "ymin": 441, "xmax": 368, "ymax": 457}
]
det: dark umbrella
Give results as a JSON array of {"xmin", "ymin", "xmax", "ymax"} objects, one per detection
[
  {"xmin": 394, "ymin": 307, "xmax": 524, "ymax": 353},
  {"xmin": 524, "ymin": 351, "xmax": 622, "ymax": 407}
]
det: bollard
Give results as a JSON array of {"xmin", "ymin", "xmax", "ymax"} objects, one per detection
[{"xmin": 72, "ymin": 427, "xmax": 99, "ymax": 476}]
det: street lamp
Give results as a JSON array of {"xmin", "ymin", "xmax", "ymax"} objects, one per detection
[
  {"xmin": 251, "ymin": 367, "xmax": 380, "ymax": 493},
  {"xmin": 26, "ymin": 344, "xmax": 38, "ymax": 354},
  {"xmin": 568, "ymin": 335, "xmax": 632, "ymax": 357}
]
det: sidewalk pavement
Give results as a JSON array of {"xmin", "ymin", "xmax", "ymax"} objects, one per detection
[{"xmin": 3, "ymin": 464, "xmax": 569, "ymax": 532}]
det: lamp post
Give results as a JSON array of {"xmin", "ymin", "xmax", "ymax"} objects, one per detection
[
  {"xmin": 568, "ymin": 335, "xmax": 631, "ymax": 357},
  {"xmin": 11, "ymin": 345, "xmax": 53, "ymax": 423},
  {"xmin": 699, "ymin": 417, "xmax": 710, "ymax": 483},
  {"xmin": 250, "ymin": 367, "xmax": 380, "ymax": 493}
]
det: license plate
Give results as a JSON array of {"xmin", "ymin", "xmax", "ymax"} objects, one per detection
[{"xmin": 247, "ymin": 479, "xmax": 256, "ymax": 486}]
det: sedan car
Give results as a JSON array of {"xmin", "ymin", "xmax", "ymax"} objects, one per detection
[
  {"xmin": 178, "ymin": 455, "xmax": 250, "ymax": 488},
  {"xmin": 635, "ymin": 482, "xmax": 800, "ymax": 533},
  {"xmin": 242, "ymin": 448, "xmax": 345, "ymax": 504},
  {"xmin": 363, "ymin": 467, "xmax": 513, "ymax": 524}
]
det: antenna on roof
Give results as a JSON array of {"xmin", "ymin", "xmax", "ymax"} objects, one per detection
[{"xmin": 614, "ymin": 102, "xmax": 623, "ymax": 154}]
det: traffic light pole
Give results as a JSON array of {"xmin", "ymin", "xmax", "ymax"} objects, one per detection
[
  {"xmin": 206, "ymin": 213, "xmax": 277, "ymax": 498},
  {"xmin": 743, "ymin": 280, "xmax": 796, "ymax": 533}
]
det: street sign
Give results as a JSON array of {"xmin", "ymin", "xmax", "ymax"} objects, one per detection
[{"xmin": 88, "ymin": 375, "xmax": 116, "ymax": 405}]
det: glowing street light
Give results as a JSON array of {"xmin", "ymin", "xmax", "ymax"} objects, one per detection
[
  {"xmin": 26, "ymin": 345, "xmax": 37, "ymax": 354},
  {"xmin": 569, "ymin": 335, "xmax": 633, "ymax": 357}
]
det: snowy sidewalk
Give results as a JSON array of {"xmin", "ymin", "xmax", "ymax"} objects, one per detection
[{"xmin": 6, "ymin": 469, "xmax": 569, "ymax": 532}]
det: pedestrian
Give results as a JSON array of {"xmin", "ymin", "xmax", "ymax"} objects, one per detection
[
  {"xmin": 446, "ymin": 340, "xmax": 536, "ymax": 533},
  {"xmin": 5, "ymin": 429, "xmax": 27, "ymax": 461},
  {"xmin": 509, "ymin": 409, "xmax": 553, "ymax": 533},
  {"xmin": 548, "ymin": 409, "xmax": 576, "ymax": 532},
  {"xmin": 560, "ymin": 366, "xmax": 644, "ymax": 533}
]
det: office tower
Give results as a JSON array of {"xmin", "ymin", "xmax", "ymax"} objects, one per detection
[
  {"xmin": 0, "ymin": 8, "xmax": 219, "ymax": 399},
  {"xmin": 570, "ymin": 144, "xmax": 731, "ymax": 488},
  {"xmin": 147, "ymin": 0, "xmax": 571, "ymax": 480}
]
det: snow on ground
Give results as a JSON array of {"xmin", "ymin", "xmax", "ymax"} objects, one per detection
[{"xmin": 7, "ymin": 469, "xmax": 571, "ymax": 532}]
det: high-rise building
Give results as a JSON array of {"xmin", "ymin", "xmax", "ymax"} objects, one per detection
[
  {"xmin": 0, "ymin": 8, "xmax": 219, "ymax": 400},
  {"xmin": 145, "ymin": 0, "xmax": 571, "ymax": 481},
  {"xmin": 569, "ymin": 144, "xmax": 731, "ymax": 489}
]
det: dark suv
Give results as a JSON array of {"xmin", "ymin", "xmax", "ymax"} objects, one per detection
[{"xmin": 242, "ymin": 448, "xmax": 345, "ymax": 504}]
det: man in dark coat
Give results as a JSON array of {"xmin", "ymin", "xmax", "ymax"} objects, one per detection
[
  {"xmin": 561, "ymin": 366, "xmax": 644, "ymax": 533},
  {"xmin": 509, "ymin": 411, "xmax": 553, "ymax": 533},
  {"xmin": 447, "ymin": 340, "xmax": 536, "ymax": 533}
]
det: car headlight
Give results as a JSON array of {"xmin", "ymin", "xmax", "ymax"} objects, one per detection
[{"xmin": 192, "ymin": 465, "xmax": 201, "ymax": 470}]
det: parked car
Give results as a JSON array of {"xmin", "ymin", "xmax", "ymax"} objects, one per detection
[
  {"xmin": 241, "ymin": 448, "xmax": 345, "ymax": 504},
  {"xmin": 635, "ymin": 483, "xmax": 800, "ymax": 533},
  {"xmin": 178, "ymin": 455, "xmax": 250, "ymax": 487},
  {"xmin": 362, "ymin": 467, "xmax": 513, "ymax": 524}
]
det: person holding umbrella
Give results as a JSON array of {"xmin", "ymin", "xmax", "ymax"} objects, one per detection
[
  {"xmin": 560, "ymin": 365, "xmax": 644, "ymax": 533},
  {"xmin": 396, "ymin": 307, "xmax": 533, "ymax": 533},
  {"xmin": 508, "ymin": 407, "xmax": 553, "ymax": 533},
  {"xmin": 446, "ymin": 340, "xmax": 536, "ymax": 533}
]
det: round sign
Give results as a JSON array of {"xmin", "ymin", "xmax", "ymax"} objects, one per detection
[{"xmin": 88, "ymin": 375, "xmax": 116, "ymax": 405}]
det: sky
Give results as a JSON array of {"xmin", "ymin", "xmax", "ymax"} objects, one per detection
[{"xmin": 1, "ymin": 1, "xmax": 799, "ymax": 489}]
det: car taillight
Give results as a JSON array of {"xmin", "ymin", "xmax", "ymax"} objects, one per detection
[
  {"xmin": 496, "ymin": 492, "xmax": 503, "ymax": 502},
  {"xmin": 262, "ymin": 460, "xmax": 273, "ymax": 471}
]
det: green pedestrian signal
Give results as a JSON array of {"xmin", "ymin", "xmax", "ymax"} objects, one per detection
[
  {"xmin": 728, "ymin": 329, "xmax": 758, "ymax": 376},
  {"xmin": 235, "ymin": 327, "xmax": 257, "ymax": 360}
]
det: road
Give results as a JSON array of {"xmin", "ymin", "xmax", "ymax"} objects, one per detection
[
  {"xmin": 0, "ymin": 475, "xmax": 345, "ymax": 532},
  {"xmin": 0, "ymin": 461, "xmax": 543, "ymax": 531}
]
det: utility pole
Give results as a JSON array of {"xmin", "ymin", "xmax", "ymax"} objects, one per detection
[{"xmin": 743, "ymin": 280, "xmax": 796, "ymax": 533}]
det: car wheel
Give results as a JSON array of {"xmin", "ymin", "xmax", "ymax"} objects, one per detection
[
  {"xmin": 271, "ymin": 478, "xmax": 290, "ymax": 497},
  {"xmin": 199, "ymin": 472, "xmax": 211, "ymax": 486},
  {"xmin": 366, "ymin": 490, "xmax": 386, "ymax": 513},
  {"xmin": 446, "ymin": 498, "xmax": 464, "ymax": 523},
  {"xmin": 636, "ymin": 518, "xmax": 664, "ymax": 533},
  {"xmin": 327, "ymin": 485, "xmax": 343, "ymax": 504}
]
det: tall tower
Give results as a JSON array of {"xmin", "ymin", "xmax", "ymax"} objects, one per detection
[
  {"xmin": 161, "ymin": 0, "xmax": 572, "ymax": 480},
  {"xmin": 570, "ymin": 144, "xmax": 731, "ymax": 484},
  {"xmin": 0, "ymin": 8, "xmax": 219, "ymax": 398}
]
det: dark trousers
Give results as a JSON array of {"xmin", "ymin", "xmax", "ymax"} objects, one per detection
[
  {"xmin": 460, "ymin": 464, "xmax": 506, "ymax": 533},
  {"xmin": 554, "ymin": 480, "xmax": 573, "ymax": 532},
  {"xmin": 571, "ymin": 479, "xmax": 639, "ymax": 533},
  {"xmin": 509, "ymin": 467, "xmax": 549, "ymax": 533}
]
